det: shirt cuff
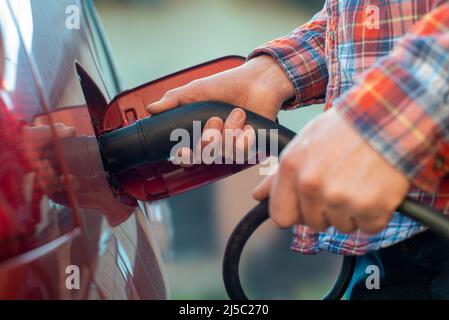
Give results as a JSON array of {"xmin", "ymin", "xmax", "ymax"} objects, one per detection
[{"xmin": 248, "ymin": 37, "xmax": 328, "ymax": 109}]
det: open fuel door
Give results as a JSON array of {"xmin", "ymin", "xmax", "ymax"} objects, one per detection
[{"xmin": 79, "ymin": 56, "xmax": 248, "ymax": 204}]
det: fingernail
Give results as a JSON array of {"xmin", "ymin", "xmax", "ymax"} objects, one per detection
[
  {"xmin": 206, "ymin": 117, "xmax": 222, "ymax": 129},
  {"xmin": 230, "ymin": 108, "xmax": 244, "ymax": 123}
]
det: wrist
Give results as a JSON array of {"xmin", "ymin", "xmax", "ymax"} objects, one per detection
[{"xmin": 245, "ymin": 55, "xmax": 295, "ymax": 105}]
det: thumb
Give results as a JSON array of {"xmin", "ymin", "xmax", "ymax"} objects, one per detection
[
  {"xmin": 252, "ymin": 174, "xmax": 275, "ymax": 201},
  {"xmin": 54, "ymin": 123, "xmax": 76, "ymax": 138},
  {"xmin": 146, "ymin": 88, "xmax": 183, "ymax": 114},
  {"xmin": 147, "ymin": 80, "xmax": 209, "ymax": 114}
]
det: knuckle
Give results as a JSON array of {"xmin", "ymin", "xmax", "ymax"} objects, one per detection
[
  {"xmin": 325, "ymin": 187, "xmax": 349, "ymax": 207},
  {"xmin": 187, "ymin": 80, "xmax": 206, "ymax": 96},
  {"xmin": 163, "ymin": 88, "xmax": 178, "ymax": 98},
  {"xmin": 298, "ymin": 172, "xmax": 322, "ymax": 196},
  {"xmin": 188, "ymin": 79, "xmax": 202, "ymax": 88},
  {"xmin": 269, "ymin": 201, "xmax": 296, "ymax": 229},
  {"xmin": 279, "ymin": 154, "xmax": 297, "ymax": 175},
  {"xmin": 352, "ymin": 198, "xmax": 377, "ymax": 213}
]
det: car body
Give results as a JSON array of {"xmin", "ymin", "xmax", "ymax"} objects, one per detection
[{"xmin": 0, "ymin": 0, "xmax": 169, "ymax": 299}]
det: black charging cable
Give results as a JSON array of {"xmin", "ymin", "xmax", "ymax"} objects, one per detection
[
  {"xmin": 98, "ymin": 100, "xmax": 449, "ymax": 300},
  {"xmin": 222, "ymin": 200, "xmax": 357, "ymax": 300},
  {"xmin": 223, "ymin": 135, "xmax": 449, "ymax": 301}
]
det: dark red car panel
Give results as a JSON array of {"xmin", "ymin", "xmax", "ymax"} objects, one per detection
[
  {"xmin": 0, "ymin": 0, "xmax": 167, "ymax": 299},
  {"xmin": 0, "ymin": 0, "xmax": 248, "ymax": 300}
]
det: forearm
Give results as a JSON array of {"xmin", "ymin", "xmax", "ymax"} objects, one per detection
[
  {"xmin": 334, "ymin": 3, "xmax": 449, "ymax": 192},
  {"xmin": 244, "ymin": 55, "xmax": 295, "ymax": 109}
]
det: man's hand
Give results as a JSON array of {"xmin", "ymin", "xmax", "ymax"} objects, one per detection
[
  {"xmin": 147, "ymin": 56, "xmax": 294, "ymax": 161},
  {"xmin": 22, "ymin": 123, "xmax": 76, "ymax": 195},
  {"xmin": 252, "ymin": 109, "xmax": 410, "ymax": 235}
]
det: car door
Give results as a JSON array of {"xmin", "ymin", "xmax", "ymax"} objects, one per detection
[
  {"xmin": 0, "ymin": 0, "xmax": 90, "ymax": 299},
  {"xmin": 0, "ymin": 0, "xmax": 168, "ymax": 299}
]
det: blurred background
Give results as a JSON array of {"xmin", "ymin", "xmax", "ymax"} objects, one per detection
[{"xmin": 94, "ymin": 0, "xmax": 341, "ymax": 300}]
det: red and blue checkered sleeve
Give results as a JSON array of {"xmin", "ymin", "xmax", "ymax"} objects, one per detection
[
  {"xmin": 334, "ymin": 4, "xmax": 449, "ymax": 192},
  {"xmin": 248, "ymin": 5, "xmax": 328, "ymax": 109}
]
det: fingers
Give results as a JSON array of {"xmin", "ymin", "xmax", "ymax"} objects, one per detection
[
  {"xmin": 201, "ymin": 117, "xmax": 224, "ymax": 150},
  {"xmin": 171, "ymin": 108, "xmax": 250, "ymax": 167},
  {"xmin": 147, "ymin": 88, "xmax": 183, "ymax": 114},
  {"xmin": 269, "ymin": 155, "xmax": 302, "ymax": 229},
  {"xmin": 326, "ymin": 210, "xmax": 357, "ymax": 234},
  {"xmin": 23, "ymin": 123, "xmax": 76, "ymax": 145},
  {"xmin": 53, "ymin": 123, "xmax": 76, "ymax": 138},
  {"xmin": 176, "ymin": 148, "xmax": 195, "ymax": 167},
  {"xmin": 252, "ymin": 175, "xmax": 275, "ymax": 201},
  {"xmin": 297, "ymin": 170, "xmax": 329, "ymax": 232},
  {"xmin": 200, "ymin": 117, "xmax": 223, "ymax": 164},
  {"xmin": 236, "ymin": 125, "xmax": 256, "ymax": 163},
  {"xmin": 222, "ymin": 108, "xmax": 246, "ymax": 161},
  {"xmin": 252, "ymin": 108, "xmax": 404, "ymax": 235},
  {"xmin": 147, "ymin": 80, "xmax": 206, "ymax": 114},
  {"xmin": 24, "ymin": 125, "xmax": 53, "ymax": 141},
  {"xmin": 223, "ymin": 108, "xmax": 246, "ymax": 133},
  {"xmin": 354, "ymin": 214, "xmax": 391, "ymax": 235}
]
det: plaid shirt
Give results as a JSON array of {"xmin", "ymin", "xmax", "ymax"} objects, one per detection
[{"xmin": 249, "ymin": 0, "xmax": 449, "ymax": 255}]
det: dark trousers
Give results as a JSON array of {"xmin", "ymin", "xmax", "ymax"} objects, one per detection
[{"xmin": 348, "ymin": 231, "xmax": 449, "ymax": 299}]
